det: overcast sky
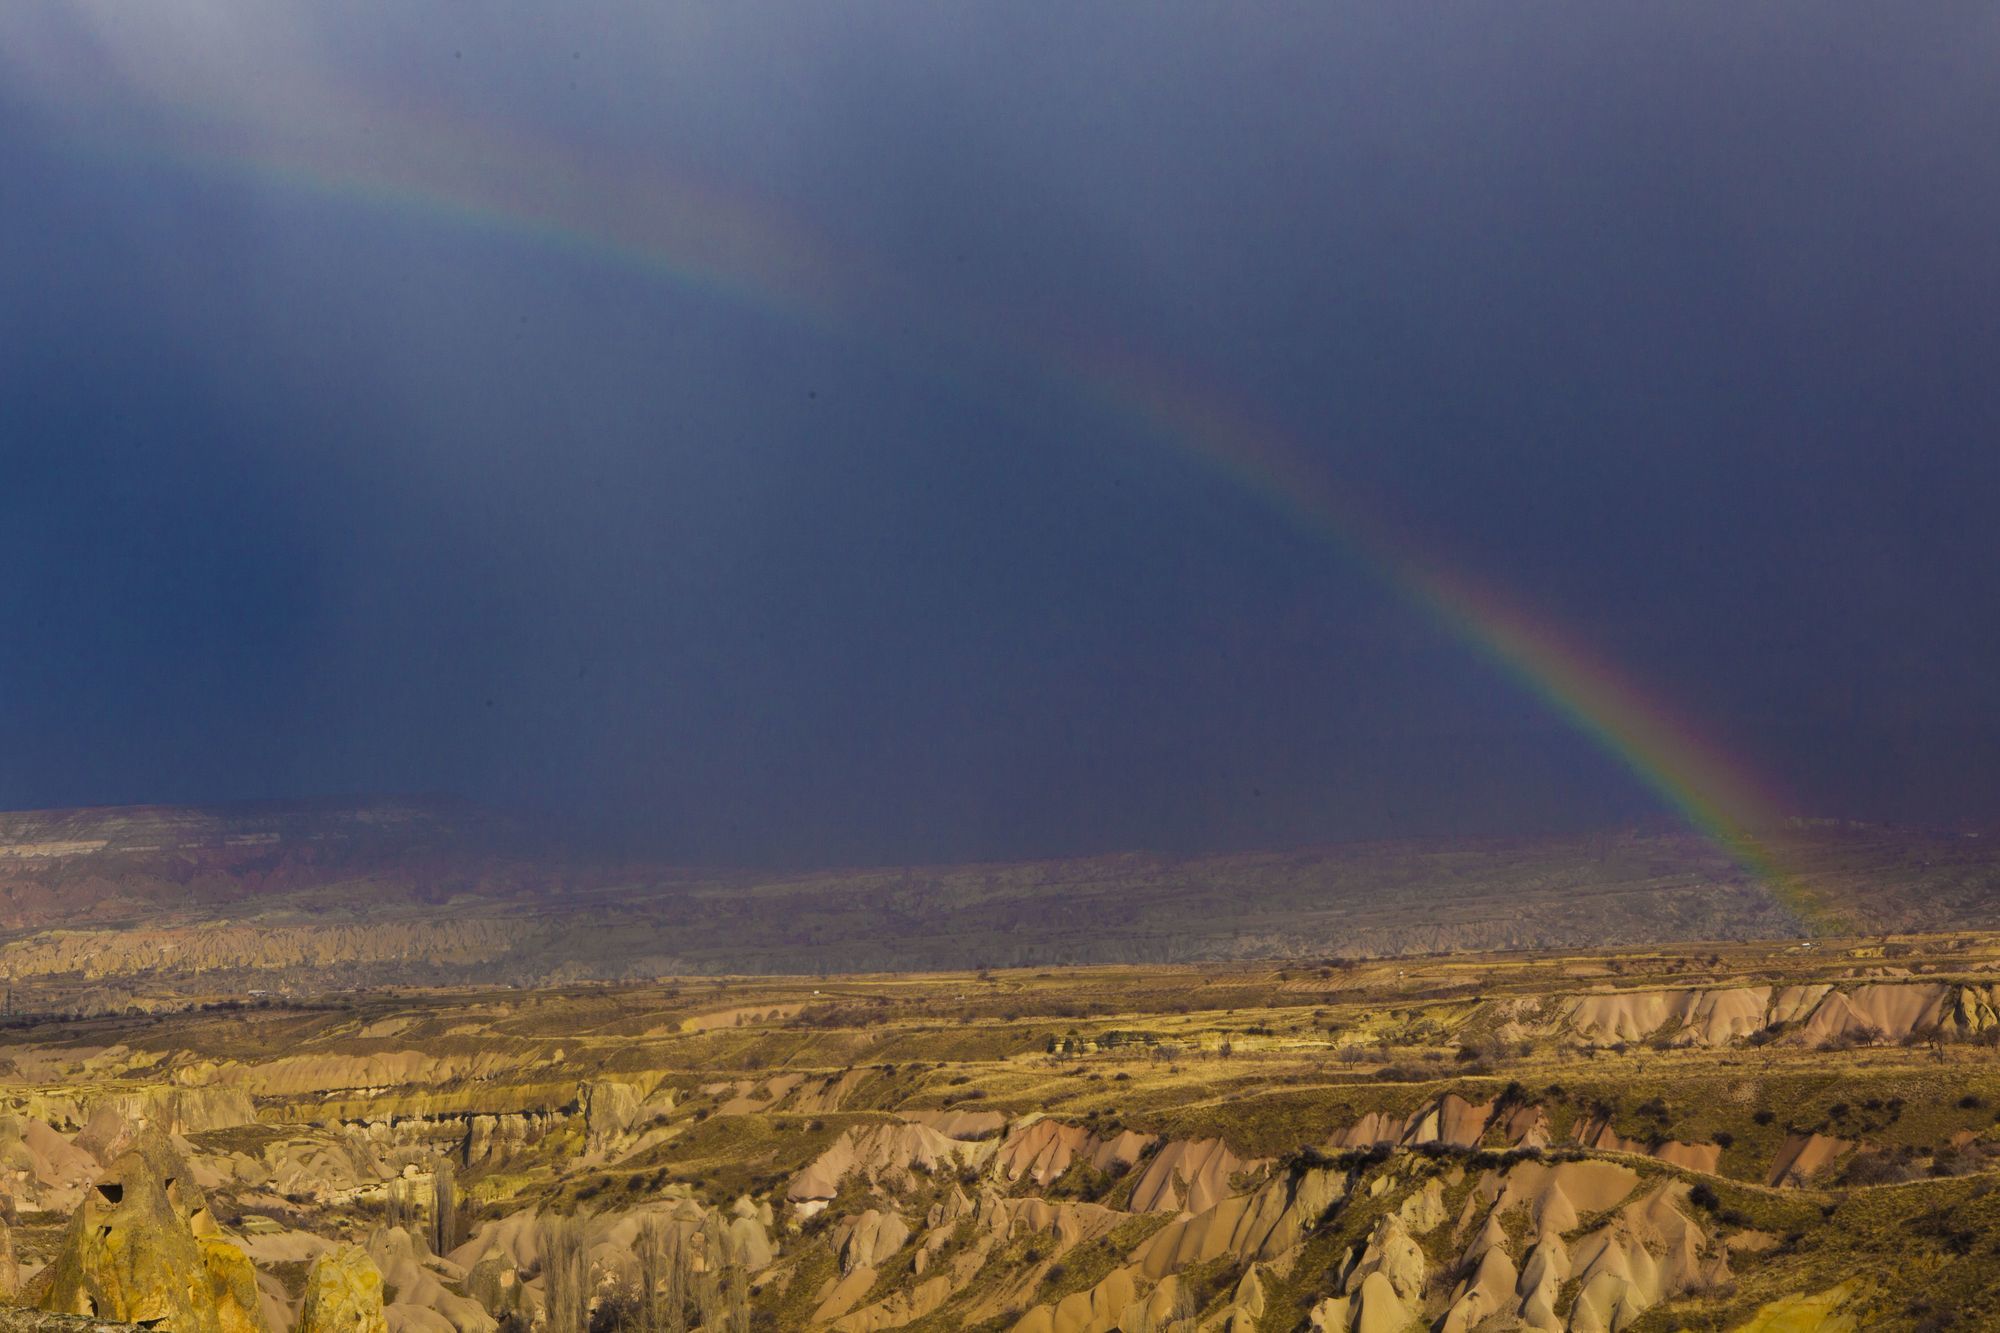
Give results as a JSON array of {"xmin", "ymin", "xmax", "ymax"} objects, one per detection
[{"xmin": 3, "ymin": 4, "xmax": 1997, "ymax": 863}]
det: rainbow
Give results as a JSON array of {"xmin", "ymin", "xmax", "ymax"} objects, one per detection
[
  {"xmin": 1064, "ymin": 342, "xmax": 1802, "ymax": 887},
  {"xmin": 55, "ymin": 86, "xmax": 1819, "ymax": 920}
]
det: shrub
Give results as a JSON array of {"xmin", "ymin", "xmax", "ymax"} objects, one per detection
[
  {"xmin": 587, "ymin": 1284, "xmax": 640, "ymax": 1333},
  {"xmin": 1281, "ymin": 1145, "xmax": 1335, "ymax": 1173},
  {"xmin": 1817, "ymin": 1023, "xmax": 1886, "ymax": 1051},
  {"xmin": 1933, "ymin": 1146, "xmax": 1982, "ymax": 1178},
  {"xmin": 1842, "ymin": 1152, "xmax": 1918, "ymax": 1187}
]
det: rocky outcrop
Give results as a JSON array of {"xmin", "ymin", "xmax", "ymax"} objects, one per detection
[
  {"xmin": 1535, "ymin": 981, "xmax": 2000, "ymax": 1050},
  {"xmin": 70, "ymin": 1112, "xmax": 136, "ymax": 1169},
  {"xmin": 1437, "ymin": 1162, "xmax": 1726, "ymax": 1331},
  {"xmin": 1565, "ymin": 988, "xmax": 1780, "ymax": 1046},
  {"xmin": 0, "ymin": 1113, "xmax": 100, "ymax": 1213},
  {"xmin": 1309, "ymin": 1176, "xmax": 1444, "ymax": 1332},
  {"xmin": 298, "ymin": 1246, "xmax": 388, "ymax": 1333},
  {"xmin": 1797, "ymin": 984, "xmax": 1951, "ymax": 1045},
  {"xmin": 37, "ymin": 1141, "xmax": 268, "ymax": 1333},
  {"xmin": 1473, "ymin": 1159, "xmax": 1638, "ymax": 1236},
  {"xmin": 0, "ymin": 1217, "xmax": 20, "ymax": 1300},
  {"xmin": 175, "ymin": 1052, "xmax": 530, "ymax": 1097},
  {"xmin": 832, "ymin": 1210, "xmax": 908, "ymax": 1274},
  {"xmin": 461, "ymin": 1113, "xmax": 554, "ymax": 1166},
  {"xmin": 93, "ymin": 1090, "xmax": 257, "ymax": 1138},
  {"xmin": 1440, "ymin": 1246, "xmax": 1517, "ymax": 1333},
  {"xmin": 580, "ymin": 1082, "xmax": 641, "ymax": 1153},
  {"xmin": 1329, "ymin": 1093, "xmax": 1532, "ymax": 1152},
  {"xmin": 1006, "ymin": 1265, "xmax": 1142, "ymax": 1333},
  {"xmin": 1328, "ymin": 1093, "xmax": 1562, "ymax": 1160},
  {"xmin": 898, "ymin": 1108, "xmax": 1004, "ymax": 1140},
  {"xmin": 365, "ymin": 1228, "xmax": 493, "ymax": 1333},
  {"xmin": 1126, "ymin": 1137, "xmax": 1260, "ymax": 1213},
  {"xmin": 1565, "ymin": 1183, "xmax": 1730, "ymax": 1330},
  {"xmin": 787, "ymin": 1071, "xmax": 868, "ymax": 1116},
  {"xmin": 1134, "ymin": 1163, "xmax": 1347, "ymax": 1278},
  {"xmin": 788, "ymin": 1123, "xmax": 995, "ymax": 1203},
  {"xmin": 1569, "ymin": 1113, "xmax": 1724, "ymax": 1174},
  {"xmin": 825, "ymin": 1275, "xmax": 952, "ymax": 1333},
  {"xmin": 989, "ymin": 1120, "xmax": 1152, "ymax": 1188},
  {"xmin": 1765, "ymin": 1134, "xmax": 1853, "ymax": 1188}
]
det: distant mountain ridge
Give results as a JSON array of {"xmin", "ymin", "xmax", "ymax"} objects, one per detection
[
  {"xmin": 0, "ymin": 794, "xmax": 499, "ymax": 858},
  {"xmin": 0, "ymin": 799, "xmax": 1993, "ymax": 995}
]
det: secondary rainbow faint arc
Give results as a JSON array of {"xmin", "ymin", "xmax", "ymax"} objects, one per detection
[{"xmin": 113, "ymin": 109, "xmax": 1805, "ymax": 906}]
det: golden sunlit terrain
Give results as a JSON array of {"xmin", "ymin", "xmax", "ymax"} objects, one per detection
[{"xmin": 6, "ymin": 931, "xmax": 2000, "ymax": 1331}]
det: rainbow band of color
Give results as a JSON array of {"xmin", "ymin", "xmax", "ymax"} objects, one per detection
[{"xmin": 59, "ymin": 102, "xmax": 1823, "ymax": 927}]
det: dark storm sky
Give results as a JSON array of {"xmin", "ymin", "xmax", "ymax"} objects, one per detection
[{"xmin": 2, "ymin": 5, "xmax": 1997, "ymax": 863}]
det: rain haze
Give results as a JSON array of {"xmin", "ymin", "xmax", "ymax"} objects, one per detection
[{"xmin": 4, "ymin": 3, "xmax": 1998, "ymax": 865}]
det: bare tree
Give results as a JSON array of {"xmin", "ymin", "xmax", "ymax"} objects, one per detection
[
  {"xmin": 634, "ymin": 1217, "xmax": 687, "ymax": 1333},
  {"xmin": 431, "ymin": 1158, "xmax": 461, "ymax": 1255},
  {"xmin": 384, "ymin": 1178, "xmax": 413, "ymax": 1234},
  {"xmin": 724, "ymin": 1265, "xmax": 750, "ymax": 1333},
  {"xmin": 540, "ymin": 1214, "xmax": 590, "ymax": 1333},
  {"xmin": 693, "ymin": 1267, "xmax": 722, "ymax": 1333}
]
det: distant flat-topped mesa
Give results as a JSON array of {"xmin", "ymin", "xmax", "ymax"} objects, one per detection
[{"xmin": 0, "ymin": 800, "xmax": 1993, "ymax": 986}]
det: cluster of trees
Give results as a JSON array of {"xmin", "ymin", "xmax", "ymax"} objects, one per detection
[
  {"xmin": 378, "ymin": 1158, "xmax": 462, "ymax": 1254},
  {"xmin": 538, "ymin": 1212, "xmax": 751, "ymax": 1333}
]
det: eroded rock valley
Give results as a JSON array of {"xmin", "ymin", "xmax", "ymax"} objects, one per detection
[{"xmin": 3, "ymin": 934, "xmax": 2000, "ymax": 1330}]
